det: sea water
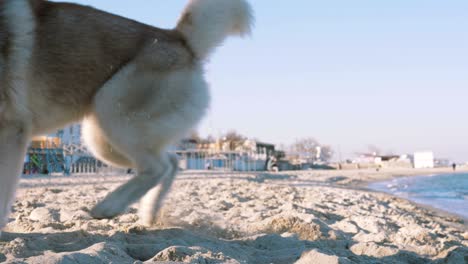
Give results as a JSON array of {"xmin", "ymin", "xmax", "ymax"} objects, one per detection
[{"xmin": 369, "ymin": 173, "xmax": 468, "ymax": 219}]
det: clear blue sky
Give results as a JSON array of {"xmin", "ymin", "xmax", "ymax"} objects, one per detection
[{"xmin": 66, "ymin": 0, "xmax": 468, "ymax": 162}]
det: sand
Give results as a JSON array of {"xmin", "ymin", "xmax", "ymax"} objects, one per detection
[{"xmin": 1, "ymin": 168, "xmax": 467, "ymax": 263}]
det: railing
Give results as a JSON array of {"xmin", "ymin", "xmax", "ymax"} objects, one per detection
[
  {"xmin": 175, "ymin": 150, "xmax": 267, "ymax": 172},
  {"xmin": 25, "ymin": 145, "xmax": 272, "ymax": 176},
  {"xmin": 62, "ymin": 143, "xmax": 92, "ymax": 156}
]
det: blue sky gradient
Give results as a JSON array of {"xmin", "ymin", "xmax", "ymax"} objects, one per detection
[{"xmin": 66, "ymin": 0, "xmax": 468, "ymax": 162}]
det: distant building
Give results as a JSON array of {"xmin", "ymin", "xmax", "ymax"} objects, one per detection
[
  {"xmin": 170, "ymin": 139, "xmax": 199, "ymax": 151},
  {"xmin": 173, "ymin": 137, "xmax": 281, "ymax": 171},
  {"xmin": 59, "ymin": 123, "xmax": 82, "ymax": 145},
  {"xmin": 350, "ymin": 152, "xmax": 413, "ymax": 169},
  {"xmin": 434, "ymin": 158, "xmax": 451, "ymax": 168},
  {"xmin": 413, "ymin": 151, "xmax": 434, "ymax": 169},
  {"xmin": 25, "ymin": 136, "xmax": 63, "ymax": 174},
  {"xmin": 353, "ymin": 153, "xmax": 379, "ymax": 164}
]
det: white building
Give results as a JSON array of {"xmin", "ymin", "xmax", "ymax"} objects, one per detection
[
  {"xmin": 413, "ymin": 151, "xmax": 434, "ymax": 169},
  {"xmin": 59, "ymin": 123, "xmax": 82, "ymax": 145}
]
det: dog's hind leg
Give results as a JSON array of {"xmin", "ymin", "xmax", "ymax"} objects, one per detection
[
  {"xmin": 82, "ymin": 115, "xmax": 133, "ymax": 168},
  {"xmin": 88, "ymin": 63, "xmax": 208, "ymax": 219},
  {"xmin": 0, "ymin": 123, "xmax": 30, "ymax": 232},
  {"xmin": 91, "ymin": 151, "xmax": 177, "ymax": 219},
  {"xmin": 139, "ymin": 154, "xmax": 179, "ymax": 226}
]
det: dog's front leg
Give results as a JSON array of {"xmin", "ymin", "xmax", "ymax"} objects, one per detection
[{"xmin": 0, "ymin": 121, "xmax": 29, "ymax": 233}]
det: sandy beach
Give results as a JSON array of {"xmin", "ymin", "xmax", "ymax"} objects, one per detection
[{"xmin": 1, "ymin": 168, "xmax": 467, "ymax": 263}]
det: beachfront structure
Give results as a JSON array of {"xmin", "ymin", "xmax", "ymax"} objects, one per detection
[
  {"xmin": 59, "ymin": 124, "xmax": 104, "ymax": 174},
  {"xmin": 353, "ymin": 153, "xmax": 381, "ymax": 164},
  {"xmin": 59, "ymin": 123, "xmax": 82, "ymax": 145},
  {"xmin": 351, "ymin": 153, "xmax": 412, "ymax": 169},
  {"xmin": 25, "ymin": 124, "xmax": 102, "ymax": 175},
  {"xmin": 24, "ymin": 136, "xmax": 64, "ymax": 174},
  {"xmin": 174, "ymin": 138, "xmax": 281, "ymax": 171},
  {"xmin": 25, "ymin": 125, "xmax": 283, "ymax": 174},
  {"xmin": 434, "ymin": 158, "xmax": 451, "ymax": 168},
  {"xmin": 413, "ymin": 151, "xmax": 435, "ymax": 169}
]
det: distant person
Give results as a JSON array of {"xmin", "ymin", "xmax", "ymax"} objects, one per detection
[
  {"xmin": 205, "ymin": 161, "xmax": 212, "ymax": 170},
  {"xmin": 266, "ymin": 156, "xmax": 278, "ymax": 172},
  {"xmin": 452, "ymin": 163, "xmax": 457, "ymax": 171}
]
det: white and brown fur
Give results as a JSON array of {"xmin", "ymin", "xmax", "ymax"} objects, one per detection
[{"xmin": 0, "ymin": 0, "xmax": 253, "ymax": 231}]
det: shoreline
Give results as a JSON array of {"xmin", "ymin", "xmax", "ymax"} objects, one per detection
[
  {"xmin": 306, "ymin": 167, "xmax": 468, "ymax": 229},
  {"xmin": 346, "ymin": 167, "xmax": 468, "ymax": 187},
  {"xmin": 364, "ymin": 172, "xmax": 468, "ymax": 228},
  {"xmin": 364, "ymin": 188, "xmax": 468, "ymax": 232}
]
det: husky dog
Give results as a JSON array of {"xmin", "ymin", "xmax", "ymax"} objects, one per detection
[{"xmin": 0, "ymin": 0, "xmax": 253, "ymax": 231}]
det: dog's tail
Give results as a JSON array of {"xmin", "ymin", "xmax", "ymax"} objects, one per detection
[{"xmin": 176, "ymin": 0, "xmax": 253, "ymax": 60}]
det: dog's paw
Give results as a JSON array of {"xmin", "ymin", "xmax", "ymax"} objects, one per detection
[
  {"xmin": 138, "ymin": 209, "xmax": 156, "ymax": 227},
  {"xmin": 90, "ymin": 199, "xmax": 126, "ymax": 219}
]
